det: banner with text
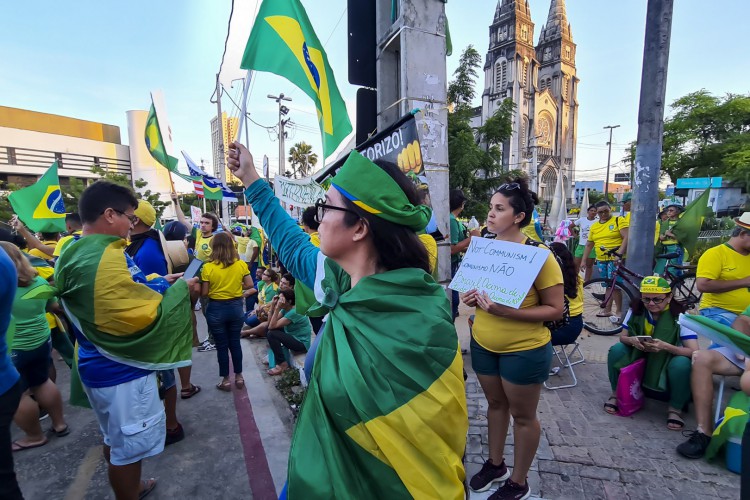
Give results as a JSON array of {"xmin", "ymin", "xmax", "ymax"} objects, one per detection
[
  {"xmin": 190, "ymin": 205, "xmax": 202, "ymax": 224},
  {"xmin": 274, "ymin": 176, "xmax": 326, "ymax": 208},
  {"xmin": 449, "ymin": 237, "xmax": 550, "ymax": 308}
]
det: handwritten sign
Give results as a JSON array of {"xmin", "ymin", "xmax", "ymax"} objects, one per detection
[
  {"xmin": 449, "ymin": 237, "xmax": 550, "ymax": 308},
  {"xmin": 274, "ymin": 176, "xmax": 326, "ymax": 208},
  {"xmin": 190, "ymin": 206, "xmax": 202, "ymax": 224}
]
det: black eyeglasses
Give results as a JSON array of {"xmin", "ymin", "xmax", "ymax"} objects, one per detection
[
  {"xmin": 314, "ymin": 199, "xmax": 360, "ymax": 223},
  {"xmin": 498, "ymin": 182, "xmax": 521, "ymax": 191},
  {"xmin": 102, "ymin": 208, "xmax": 139, "ymax": 225},
  {"xmin": 641, "ymin": 297, "xmax": 666, "ymax": 304}
]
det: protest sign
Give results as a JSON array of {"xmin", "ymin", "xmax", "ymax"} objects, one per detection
[
  {"xmin": 274, "ymin": 176, "xmax": 326, "ymax": 208},
  {"xmin": 449, "ymin": 237, "xmax": 550, "ymax": 308},
  {"xmin": 190, "ymin": 206, "xmax": 202, "ymax": 224}
]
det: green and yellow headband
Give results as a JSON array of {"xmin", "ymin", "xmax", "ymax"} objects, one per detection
[
  {"xmin": 331, "ymin": 150, "xmax": 431, "ymax": 232},
  {"xmin": 640, "ymin": 276, "xmax": 671, "ymax": 294}
]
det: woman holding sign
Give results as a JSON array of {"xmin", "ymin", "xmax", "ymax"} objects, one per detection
[{"xmin": 461, "ymin": 178, "xmax": 564, "ymax": 499}]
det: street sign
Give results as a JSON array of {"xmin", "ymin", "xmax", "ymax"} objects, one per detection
[
  {"xmin": 614, "ymin": 173, "xmax": 630, "ymax": 182},
  {"xmin": 676, "ymin": 177, "xmax": 722, "ymax": 189}
]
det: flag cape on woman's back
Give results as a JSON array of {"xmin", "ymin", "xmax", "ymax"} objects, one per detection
[
  {"xmin": 54, "ymin": 234, "xmax": 193, "ymax": 370},
  {"xmin": 287, "ymin": 260, "xmax": 468, "ymax": 499}
]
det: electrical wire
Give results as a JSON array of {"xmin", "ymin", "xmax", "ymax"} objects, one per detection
[{"xmin": 212, "ymin": 0, "xmax": 236, "ymax": 103}]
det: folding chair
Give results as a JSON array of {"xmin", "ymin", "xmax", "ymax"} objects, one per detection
[{"xmin": 544, "ymin": 342, "xmax": 585, "ymax": 390}]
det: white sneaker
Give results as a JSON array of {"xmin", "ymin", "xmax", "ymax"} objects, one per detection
[
  {"xmin": 197, "ymin": 341, "xmax": 216, "ymax": 352},
  {"xmin": 609, "ymin": 316, "xmax": 621, "ymax": 324}
]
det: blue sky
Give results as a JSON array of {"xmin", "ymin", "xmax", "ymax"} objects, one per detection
[{"xmin": 1, "ymin": 0, "xmax": 748, "ymax": 190}]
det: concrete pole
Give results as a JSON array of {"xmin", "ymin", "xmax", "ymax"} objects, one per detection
[
  {"xmin": 629, "ymin": 0, "xmax": 673, "ymax": 278},
  {"xmin": 376, "ymin": 0, "xmax": 450, "ymax": 286},
  {"xmin": 215, "ymin": 74, "xmax": 230, "ymax": 226}
]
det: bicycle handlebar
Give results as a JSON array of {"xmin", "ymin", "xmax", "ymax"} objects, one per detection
[{"xmin": 601, "ymin": 247, "xmax": 623, "ymax": 259}]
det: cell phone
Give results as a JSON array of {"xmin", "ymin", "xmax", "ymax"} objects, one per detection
[
  {"xmin": 634, "ymin": 336, "xmax": 654, "ymax": 343},
  {"xmin": 182, "ymin": 258, "xmax": 204, "ymax": 280}
]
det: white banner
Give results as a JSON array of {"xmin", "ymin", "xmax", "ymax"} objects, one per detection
[
  {"xmin": 190, "ymin": 205, "xmax": 202, "ymax": 224},
  {"xmin": 274, "ymin": 176, "xmax": 326, "ymax": 208},
  {"xmin": 449, "ymin": 237, "xmax": 550, "ymax": 309}
]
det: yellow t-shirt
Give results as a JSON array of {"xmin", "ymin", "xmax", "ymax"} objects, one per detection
[
  {"xmin": 418, "ymin": 233, "xmax": 438, "ymax": 274},
  {"xmin": 236, "ymin": 236, "xmax": 249, "ymax": 256},
  {"xmin": 521, "ymin": 224, "xmax": 541, "ymax": 242},
  {"xmin": 243, "ymin": 238, "xmax": 259, "ymax": 262},
  {"xmin": 53, "ymin": 231, "xmax": 82, "ymax": 257},
  {"xmin": 28, "ymin": 241, "xmax": 57, "ymax": 261},
  {"xmin": 567, "ymin": 277, "xmax": 585, "ymax": 317},
  {"xmin": 697, "ymin": 243, "xmax": 750, "ymax": 314},
  {"xmin": 195, "ymin": 232, "xmax": 214, "ymax": 262},
  {"xmin": 588, "ymin": 217, "xmax": 625, "ymax": 261},
  {"xmin": 472, "ymin": 245, "xmax": 563, "ymax": 353},
  {"xmin": 200, "ymin": 260, "xmax": 250, "ymax": 300},
  {"xmin": 309, "ymin": 232, "xmax": 320, "ymax": 248}
]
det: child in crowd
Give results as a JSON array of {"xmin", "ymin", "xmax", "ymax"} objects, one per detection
[
  {"xmin": 200, "ymin": 233, "xmax": 253, "ymax": 391},
  {"xmin": 266, "ymin": 288, "xmax": 312, "ymax": 376}
]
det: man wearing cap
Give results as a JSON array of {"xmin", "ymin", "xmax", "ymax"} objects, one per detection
[
  {"xmin": 125, "ymin": 200, "xmax": 199, "ymax": 446},
  {"xmin": 677, "ymin": 213, "xmax": 750, "ymax": 459}
]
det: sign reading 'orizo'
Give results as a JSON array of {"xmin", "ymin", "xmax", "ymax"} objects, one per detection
[{"xmin": 449, "ymin": 237, "xmax": 550, "ymax": 309}]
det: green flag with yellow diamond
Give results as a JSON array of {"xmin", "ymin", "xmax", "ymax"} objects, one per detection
[
  {"xmin": 145, "ymin": 101, "xmax": 179, "ymax": 172},
  {"xmin": 8, "ymin": 162, "xmax": 66, "ymax": 233},
  {"xmin": 241, "ymin": 0, "xmax": 352, "ymax": 158}
]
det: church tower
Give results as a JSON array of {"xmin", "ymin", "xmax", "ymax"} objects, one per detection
[{"xmin": 480, "ymin": 0, "xmax": 579, "ymax": 203}]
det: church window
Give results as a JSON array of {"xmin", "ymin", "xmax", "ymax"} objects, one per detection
[
  {"xmin": 565, "ymin": 45, "xmax": 572, "ymax": 60},
  {"xmin": 495, "ymin": 60, "xmax": 507, "ymax": 92},
  {"xmin": 521, "ymin": 24, "xmax": 528, "ymax": 42},
  {"xmin": 521, "ymin": 117, "xmax": 528, "ymax": 150},
  {"xmin": 521, "ymin": 62, "xmax": 528, "ymax": 88}
]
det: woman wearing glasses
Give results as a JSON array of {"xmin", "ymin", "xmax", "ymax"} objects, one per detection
[
  {"xmin": 227, "ymin": 143, "xmax": 467, "ymax": 499},
  {"xmin": 604, "ymin": 276, "xmax": 698, "ymax": 430},
  {"xmin": 461, "ymin": 178, "xmax": 564, "ymax": 499}
]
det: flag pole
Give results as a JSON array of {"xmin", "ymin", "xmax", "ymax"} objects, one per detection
[{"xmin": 150, "ymin": 92, "xmax": 178, "ymax": 195}]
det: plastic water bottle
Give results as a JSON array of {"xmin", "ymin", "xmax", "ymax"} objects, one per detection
[{"xmin": 467, "ymin": 216, "xmax": 479, "ymax": 231}]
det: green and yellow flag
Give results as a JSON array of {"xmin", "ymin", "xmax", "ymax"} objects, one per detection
[
  {"xmin": 54, "ymin": 234, "xmax": 193, "ymax": 371},
  {"xmin": 8, "ymin": 162, "xmax": 66, "ymax": 232},
  {"xmin": 287, "ymin": 262, "xmax": 467, "ymax": 499},
  {"xmin": 671, "ymin": 188, "xmax": 711, "ymax": 257},
  {"xmin": 241, "ymin": 0, "xmax": 352, "ymax": 158},
  {"xmin": 145, "ymin": 101, "xmax": 179, "ymax": 172}
]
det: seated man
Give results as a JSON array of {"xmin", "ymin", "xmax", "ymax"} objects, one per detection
[
  {"xmin": 677, "ymin": 217, "xmax": 750, "ymax": 459},
  {"xmin": 266, "ymin": 288, "xmax": 312, "ymax": 376}
]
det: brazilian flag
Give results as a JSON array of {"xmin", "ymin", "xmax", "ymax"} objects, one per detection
[
  {"xmin": 145, "ymin": 101, "xmax": 179, "ymax": 172},
  {"xmin": 287, "ymin": 261, "xmax": 468, "ymax": 499},
  {"xmin": 8, "ymin": 162, "xmax": 66, "ymax": 233},
  {"xmin": 241, "ymin": 0, "xmax": 352, "ymax": 158}
]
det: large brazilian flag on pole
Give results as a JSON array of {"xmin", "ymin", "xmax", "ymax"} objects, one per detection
[
  {"xmin": 8, "ymin": 162, "xmax": 66, "ymax": 233},
  {"xmin": 287, "ymin": 262, "xmax": 468, "ymax": 499},
  {"xmin": 240, "ymin": 0, "xmax": 352, "ymax": 158}
]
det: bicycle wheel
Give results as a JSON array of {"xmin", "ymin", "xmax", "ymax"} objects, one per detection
[
  {"xmin": 582, "ymin": 278, "xmax": 636, "ymax": 335},
  {"xmin": 670, "ymin": 273, "xmax": 701, "ymax": 310}
]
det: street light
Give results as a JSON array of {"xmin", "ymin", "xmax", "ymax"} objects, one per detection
[{"xmin": 268, "ymin": 94, "xmax": 293, "ymax": 176}]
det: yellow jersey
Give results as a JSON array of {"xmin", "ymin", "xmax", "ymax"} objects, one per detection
[
  {"xmin": 195, "ymin": 232, "xmax": 214, "ymax": 262},
  {"xmin": 200, "ymin": 260, "xmax": 250, "ymax": 300},
  {"xmin": 697, "ymin": 243, "xmax": 750, "ymax": 314},
  {"xmin": 28, "ymin": 240, "xmax": 57, "ymax": 261},
  {"xmin": 53, "ymin": 231, "xmax": 82, "ymax": 257},
  {"xmin": 472, "ymin": 246, "xmax": 563, "ymax": 353},
  {"xmin": 589, "ymin": 217, "xmax": 625, "ymax": 261},
  {"xmin": 418, "ymin": 233, "xmax": 438, "ymax": 274},
  {"xmin": 568, "ymin": 277, "xmax": 585, "ymax": 317}
]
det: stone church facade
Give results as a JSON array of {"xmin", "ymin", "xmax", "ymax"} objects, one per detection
[{"xmin": 480, "ymin": 0, "xmax": 578, "ymax": 203}]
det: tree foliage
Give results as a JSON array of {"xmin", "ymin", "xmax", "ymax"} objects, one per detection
[
  {"xmin": 288, "ymin": 142, "xmax": 318, "ymax": 178},
  {"xmin": 447, "ymin": 46, "xmax": 515, "ymax": 218}
]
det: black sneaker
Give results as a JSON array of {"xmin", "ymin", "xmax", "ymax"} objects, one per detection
[
  {"xmin": 489, "ymin": 478, "xmax": 530, "ymax": 500},
  {"xmin": 469, "ymin": 459, "xmax": 510, "ymax": 492},
  {"xmin": 165, "ymin": 423, "xmax": 185, "ymax": 446},
  {"xmin": 676, "ymin": 430, "xmax": 711, "ymax": 459}
]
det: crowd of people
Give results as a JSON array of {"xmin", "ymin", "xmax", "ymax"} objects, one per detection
[{"xmin": 0, "ymin": 140, "xmax": 748, "ymax": 499}]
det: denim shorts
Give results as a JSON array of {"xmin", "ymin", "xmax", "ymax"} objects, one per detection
[
  {"xmin": 470, "ymin": 338, "xmax": 553, "ymax": 385},
  {"xmin": 11, "ymin": 339, "xmax": 51, "ymax": 391},
  {"xmin": 701, "ymin": 307, "xmax": 743, "ymax": 369},
  {"xmin": 158, "ymin": 369, "xmax": 176, "ymax": 391},
  {"xmin": 83, "ymin": 372, "xmax": 166, "ymax": 466}
]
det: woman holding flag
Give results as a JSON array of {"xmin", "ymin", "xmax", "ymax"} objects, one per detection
[{"xmin": 228, "ymin": 142, "xmax": 467, "ymax": 499}]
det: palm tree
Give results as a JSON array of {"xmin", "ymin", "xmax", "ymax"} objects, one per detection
[{"xmin": 288, "ymin": 142, "xmax": 318, "ymax": 178}]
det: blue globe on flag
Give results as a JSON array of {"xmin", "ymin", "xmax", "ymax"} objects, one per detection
[{"xmin": 47, "ymin": 188, "xmax": 65, "ymax": 214}]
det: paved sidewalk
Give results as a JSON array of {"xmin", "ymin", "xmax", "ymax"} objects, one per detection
[{"xmin": 456, "ymin": 305, "xmax": 742, "ymax": 499}]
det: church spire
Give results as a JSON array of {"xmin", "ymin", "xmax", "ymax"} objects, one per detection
[
  {"xmin": 494, "ymin": 0, "xmax": 531, "ymax": 22},
  {"xmin": 538, "ymin": 0, "xmax": 572, "ymax": 42}
]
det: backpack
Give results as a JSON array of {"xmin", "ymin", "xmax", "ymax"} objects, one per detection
[{"xmin": 524, "ymin": 238, "xmax": 570, "ymax": 331}]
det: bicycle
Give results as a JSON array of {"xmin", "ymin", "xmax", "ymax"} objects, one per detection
[{"xmin": 581, "ymin": 249, "xmax": 702, "ymax": 336}]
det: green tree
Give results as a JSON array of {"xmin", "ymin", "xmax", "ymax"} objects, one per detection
[{"xmin": 288, "ymin": 142, "xmax": 318, "ymax": 178}]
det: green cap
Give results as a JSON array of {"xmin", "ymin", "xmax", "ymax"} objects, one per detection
[
  {"xmin": 622, "ymin": 192, "xmax": 632, "ymax": 202},
  {"xmin": 331, "ymin": 150, "xmax": 431, "ymax": 231}
]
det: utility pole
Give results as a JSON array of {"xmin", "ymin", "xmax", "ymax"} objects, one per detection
[
  {"xmin": 603, "ymin": 124, "xmax": 620, "ymax": 199},
  {"xmin": 214, "ymin": 74, "xmax": 230, "ymax": 226},
  {"xmin": 629, "ymin": 0, "xmax": 674, "ymax": 278},
  {"xmin": 268, "ymin": 94, "xmax": 292, "ymax": 177}
]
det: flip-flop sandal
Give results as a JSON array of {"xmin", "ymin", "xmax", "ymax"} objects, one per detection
[
  {"xmin": 180, "ymin": 384, "xmax": 201, "ymax": 399},
  {"xmin": 12, "ymin": 438, "xmax": 49, "ymax": 452},
  {"xmin": 235, "ymin": 377, "xmax": 245, "ymax": 389},
  {"xmin": 596, "ymin": 312, "xmax": 613, "ymax": 317},
  {"xmin": 50, "ymin": 425, "xmax": 70, "ymax": 437},
  {"xmin": 667, "ymin": 411, "xmax": 685, "ymax": 430},
  {"xmin": 216, "ymin": 382, "xmax": 231, "ymax": 392},
  {"xmin": 138, "ymin": 478, "xmax": 157, "ymax": 499},
  {"xmin": 267, "ymin": 367, "xmax": 286, "ymax": 376},
  {"xmin": 603, "ymin": 397, "xmax": 618, "ymax": 415}
]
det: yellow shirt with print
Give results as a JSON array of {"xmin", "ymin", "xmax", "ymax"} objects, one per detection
[
  {"xmin": 418, "ymin": 233, "xmax": 438, "ymax": 274},
  {"xmin": 236, "ymin": 236, "xmax": 249, "ymax": 256},
  {"xmin": 589, "ymin": 217, "xmax": 625, "ymax": 261},
  {"xmin": 567, "ymin": 277, "xmax": 585, "ymax": 317},
  {"xmin": 53, "ymin": 231, "xmax": 82, "ymax": 257},
  {"xmin": 697, "ymin": 243, "xmax": 750, "ymax": 314},
  {"xmin": 623, "ymin": 212, "xmax": 660, "ymax": 246},
  {"xmin": 195, "ymin": 232, "xmax": 214, "ymax": 262},
  {"xmin": 472, "ymin": 246, "xmax": 563, "ymax": 353},
  {"xmin": 200, "ymin": 260, "xmax": 250, "ymax": 300}
]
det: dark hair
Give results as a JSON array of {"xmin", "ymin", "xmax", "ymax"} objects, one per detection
[
  {"xmin": 587, "ymin": 205, "xmax": 596, "ymax": 211},
  {"xmin": 301, "ymin": 206, "xmax": 319, "ymax": 231},
  {"xmin": 78, "ymin": 181, "xmax": 138, "ymax": 224},
  {"xmin": 66, "ymin": 213, "xmax": 82, "ymax": 229},
  {"xmin": 201, "ymin": 213, "xmax": 219, "ymax": 232},
  {"xmin": 595, "ymin": 201, "xmax": 611, "ymax": 209},
  {"xmin": 731, "ymin": 226, "xmax": 749, "ymax": 237},
  {"xmin": 264, "ymin": 268, "xmax": 279, "ymax": 283},
  {"xmin": 279, "ymin": 287, "xmax": 296, "ymax": 304},
  {"xmin": 163, "ymin": 220, "xmax": 188, "ymax": 241},
  {"xmin": 40, "ymin": 232, "xmax": 59, "ymax": 241},
  {"xmin": 281, "ymin": 273, "xmax": 295, "ymax": 287},
  {"xmin": 417, "ymin": 186, "xmax": 430, "ymax": 205},
  {"xmin": 449, "ymin": 189, "xmax": 466, "ymax": 212},
  {"xmin": 549, "ymin": 242, "xmax": 578, "ymax": 298},
  {"xmin": 186, "ymin": 235, "xmax": 196, "ymax": 251},
  {"xmin": 0, "ymin": 228, "xmax": 26, "ymax": 249},
  {"xmin": 339, "ymin": 160, "xmax": 430, "ymax": 274},
  {"xmin": 631, "ymin": 296, "xmax": 685, "ymax": 317},
  {"xmin": 494, "ymin": 177, "xmax": 538, "ymax": 228}
]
